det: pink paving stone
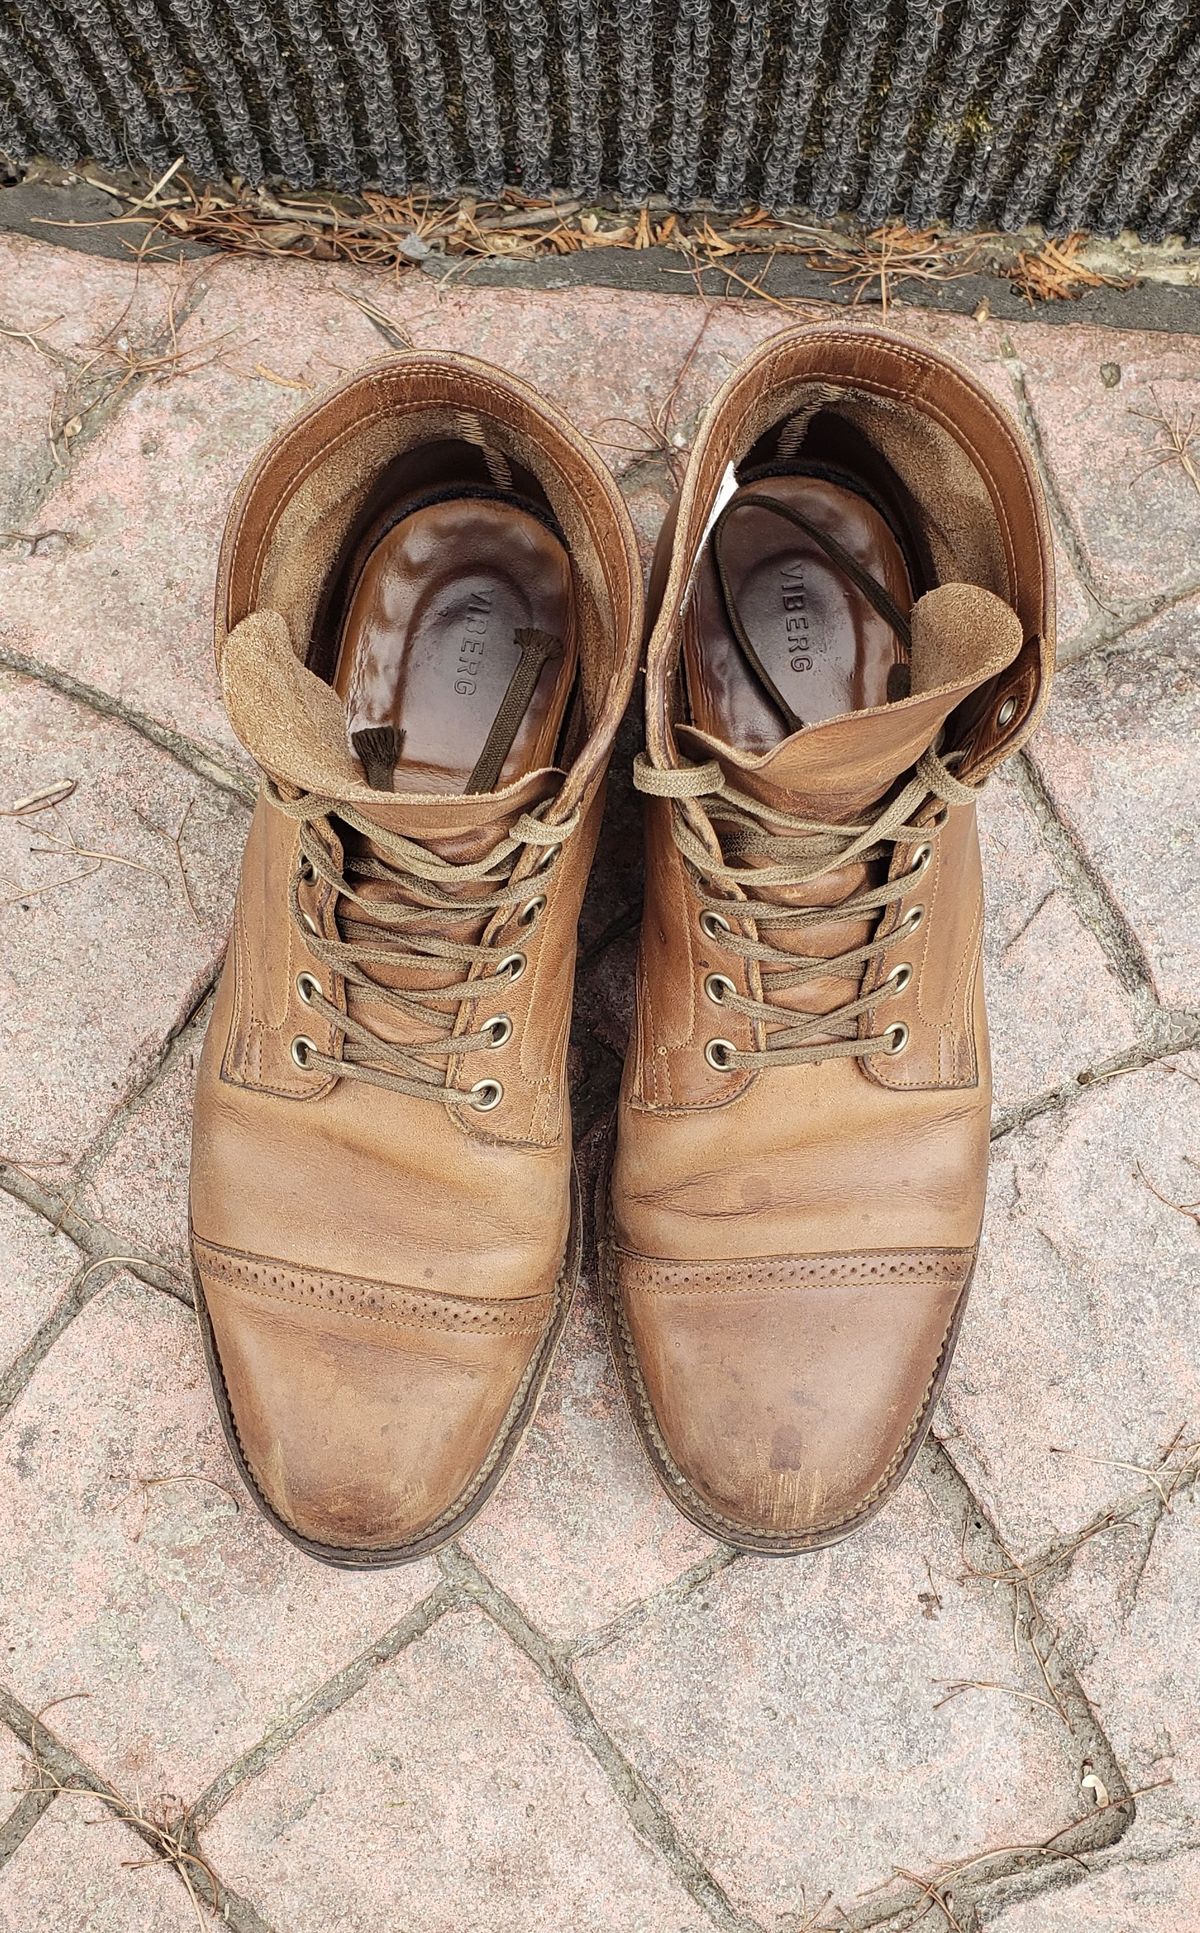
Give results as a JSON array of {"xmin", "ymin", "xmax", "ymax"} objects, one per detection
[
  {"xmin": 0, "ymin": 1191, "xmax": 81, "ymax": 1369},
  {"xmin": 575, "ymin": 758, "xmax": 1142, "ymax": 1117},
  {"xmin": 0, "ymin": 1272, "xmax": 438, "ymax": 1801},
  {"xmin": 1013, "ymin": 324, "xmax": 1200, "ymax": 603},
  {"xmin": 420, "ymin": 286, "xmax": 1078, "ymax": 493},
  {"xmin": 945, "ymin": 1054, "xmax": 1200, "ymax": 1560},
  {"xmin": 186, "ymin": 251, "xmax": 402, "ymax": 391},
  {"xmin": 461, "ymin": 1279, "xmax": 711, "ymax": 1641},
  {"xmin": 313, "ymin": 285, "xmax": 1106, "ymax": 665},
  {"xmin": 596, "ymin": 293, "xmax": 1094, "ymax": 651},
  {"xmin": 1029, "ymin": 606, "xmax": 1200, "ymax": 1012},
  {"xmin": 2, "ymin": 237, "xmax": 1105, "ymax": 766},
  {"xmin": 0, "ymin": 1725, "xmax": 27, "ymax": 1828},
  {"xmin": 80, "ymin": 1007, "xmax": 206, "ymax": 1271},
  {"xmin": 204, "ymin": 1604, "xmax": 708, "ymax": 1933},
  {"xmin": 1, "ymin": 248, "xmax": 763, "ymax": 768},
  {"xmin": 883, "ymin": 301, "xmax": 1014, "ymax": 400},
  {"xmin": 0, "ymin": 1792, "xmax": 198, "ymax": 1932},
  {"xmin": 1037, "ymin": 1485, "xmax": 1200, "ymax": 1861},
  {"xmin": 979, "ymin": 771, "xmax": 1140, "ymax": 1110},
  {"xmin": 619, "ymin": 464, "xmax": 675, "ymax": 571},
  {"xmin": 0, "ymin": 246, "xmax": 759, "ymax": 764},
  {"xmin": 823, "ymin": 304, "xmax": 1098, "ymax": 653},
  {"xmin": 1000, "ymin": 492, "xmax": 1096, "ymax": 663},
  {"xmin": 0, "ymin": 251, "xmax": 390, "ymax": 767},
  {"xmin": 985, "ymin": 1851, "xmax": 1200, "ymax": 1932},
  {"xmin": 1013, "ymin": 500, "xmax": 1097, "ymax": 664},
  {"xmin": 0, "ymin": 672, "xmax": 247, "ymax": 1167},
  {"xmin": 576, "ymin": 1473, "xmax": 1082, "ymax": 1920},
  {"xmin": 1040, "ymin": 520, "xmax": 1096, "ymax": 661},
  {"xmin": 0, "ymin": 231, "xmax": 188, "ymax": 528},
  {"xmin": 404, "ymin": 280, "xmax": 788, "ymax": 476}
]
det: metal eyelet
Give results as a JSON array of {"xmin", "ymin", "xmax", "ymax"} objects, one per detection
[
  {"xmin": 699, "ymin": 909, "xmax": 731, "ymax": 940},
  {"xmin": 884, "ymin": 962, "xmax": 912, "ymax": 994},
  {"xmin": 301, "ymin": 909, "xmax": 320, "ymax": 936},
  {"xmin": 296, "ymin": 972, "xmax": 321, "ymax": 1005},
  {"xmin": 705, "ymin": 1038, "xmax": 736, "ymax": 1070},
  {"xmin": 899, "ymin": 903, "xmax": 925, "ymax": 935},
  {"xmin": 997, "ymin": 695, "xmax": 1019, "ymax": 728},
  {"xmin": 291, "ymin": 1035, "xmax": 317, "ymax": 1069},
  {"xmin": 882, "ymin": 1022, "xmax": 910, "ymax": 1056},
  {"xmin": 497, "ymin": 951, "xmax": 526, "ymax": 983},
  {"xmin": 518, "ymin": 894, "xmax": 546, "ymax": 926},
  {"xmin": 482, "ymin": 1014, "xmax": 512, "ymax": 1048},
  {"xmin": 469, "ymin": 1078, "xmax": 504, "ymax": 1111},
  {"xmin": 909, "ymin": 843, "xmax": 932, "ymax": 875},
  {"xmin": 704, "ymin": 972, "xmax": 735, "ymax": 1006},
  {"xmin": 297, "ymin": 855, "xmax": 316, "ymax": 884}
]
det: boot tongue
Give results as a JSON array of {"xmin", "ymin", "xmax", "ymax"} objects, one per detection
[{"xmin": 678, "ymin": 583, "xmax": 1024, "ymax": 818}]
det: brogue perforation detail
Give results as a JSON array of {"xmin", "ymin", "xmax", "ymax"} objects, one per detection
[
  {"xmin": 192, "ymin": 1237, "xmax": 553, "ymax": 1336},
  {"xmin": 615, "ymin": 1245, "xmax": 975, "ymax": 1295}
]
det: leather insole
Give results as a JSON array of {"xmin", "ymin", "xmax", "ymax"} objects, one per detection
[
  {"xmin": 684, "ymin": 475, "xmax": 914, "ymax": 753},
  {"xmin": 333, "ymin": 495, "xmax": 576, "ymax": 793}
]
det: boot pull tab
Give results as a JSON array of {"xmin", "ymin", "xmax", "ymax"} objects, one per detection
[
  {"xmin": 465, "ymin": 628, "xmax": 559, "ymax": 795},
  {"xmin": 351, "ymin": 723, "xmax": 406, "ymax": 791}
]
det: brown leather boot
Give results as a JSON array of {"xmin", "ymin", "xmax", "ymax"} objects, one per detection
[
  {"xmin": 190, "ymin": 355, "xmax": 642, "ymax": 1565},
  {"xmin": 602, "ymin": 326, "xmax": 1054, "ymax": 1553}
]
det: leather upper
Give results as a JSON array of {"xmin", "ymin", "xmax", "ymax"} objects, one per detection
[
  {"xmin": 191, "ymin": 355, "xmax": 642, "ymax": 1557},
  {"xmin": 607, "ymin": 326, "xmax": 1055, "ymax": 1549}
]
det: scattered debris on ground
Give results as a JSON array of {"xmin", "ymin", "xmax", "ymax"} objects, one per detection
[
  {"xmin": 5, "ymin": 160, "xmax": 1183, "ymax": 316},
  {"xmin": 1009, "ymin": 232, "xmax": 1132, "ymax": 304},
  {"xmin": 22, "ymin": 1696, "xmax": 220, "ymax": 1930},
  {"xmin": 1129, "ymin": 391, "xmax": 1200, "ymax": 501}
]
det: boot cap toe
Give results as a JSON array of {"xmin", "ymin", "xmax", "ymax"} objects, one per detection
[
  {"xmin": 194, "ymin": 1237, "xmax": 559, "ymax": 1560},
  {"xmin": 611, "ymin": 1245, "xmax": 973, "ymax": 1549}
]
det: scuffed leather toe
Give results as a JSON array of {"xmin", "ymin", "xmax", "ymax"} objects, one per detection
[
  {"xmin": 610, "ymin": 1245, "xmax": 974, "ymax": 1549},
  {"xmin": 193, "ymin": 1238, "xmax": 556, "ymax": 1559}
]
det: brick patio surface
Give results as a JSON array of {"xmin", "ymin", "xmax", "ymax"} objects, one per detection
[{"xmin": 0, "ymin": 235, "xmax": 1197, "ymax": 1933}]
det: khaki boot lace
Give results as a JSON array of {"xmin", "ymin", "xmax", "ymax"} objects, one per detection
[
  {"xmin": 633, "ymin": 745, "xmax": 979, "ymax": 1069},
  {"xmin": 268, "ymin": 779, "xmax": 578, "ymax": 1108}
]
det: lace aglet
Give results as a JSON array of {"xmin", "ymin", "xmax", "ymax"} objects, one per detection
[{"xmin": 351, "ymin": 724, "xmax": 404, "ymax": 791}]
